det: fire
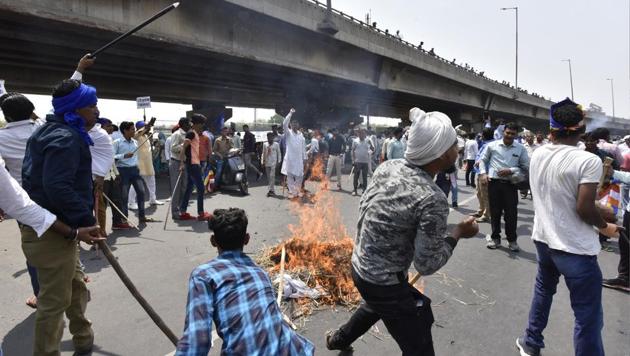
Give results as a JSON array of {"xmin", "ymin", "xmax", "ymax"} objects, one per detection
[{"xmin": 260, "ymin": 157, "xmax": 360, "ymax": 307}]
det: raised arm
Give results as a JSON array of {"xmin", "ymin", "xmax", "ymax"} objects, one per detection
[{"xmin": 283, "ymin": 108, "xmax": 295, "ymax": 134}]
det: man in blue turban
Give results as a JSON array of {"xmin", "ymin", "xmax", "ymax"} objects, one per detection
[{"xmin": 21, "ymin": 76, "xmax": 102, "ymax": 356}]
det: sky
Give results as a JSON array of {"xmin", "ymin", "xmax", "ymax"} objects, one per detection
[
  {"xmin": 335, "ymin": 0, "xmax": 629, "ymax": 118},
  {"xmin": 1, "ymin": 0, "xmax": 628, "ymax": 125}
]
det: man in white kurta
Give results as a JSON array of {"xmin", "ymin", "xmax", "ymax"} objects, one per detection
[{"xmin": 280, "ymin": 108, "xmax": 307, "ymax": 198}]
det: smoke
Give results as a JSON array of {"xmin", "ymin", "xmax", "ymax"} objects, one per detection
[{"xmin": 586, "ymin": 112, "xmax": 613, "ymax": 132}]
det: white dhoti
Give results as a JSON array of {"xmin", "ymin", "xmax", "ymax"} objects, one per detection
[{"xmin": 286, "ymin": 174, "xmax": 303, "ymax": 197}]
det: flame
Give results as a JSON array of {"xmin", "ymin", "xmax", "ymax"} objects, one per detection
[{"xmin": 266, "ymin": 157, "xmax": 360, "ymax": 306}]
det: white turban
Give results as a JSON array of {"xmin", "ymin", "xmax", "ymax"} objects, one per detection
[{"xmin": 404, "ymin": 107, "xmax": 457, "ymax": 167}]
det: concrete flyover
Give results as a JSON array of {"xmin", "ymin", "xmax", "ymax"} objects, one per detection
[{"xmin": 0, "ymin": 0, "xmax": 625, "ymax": 132}]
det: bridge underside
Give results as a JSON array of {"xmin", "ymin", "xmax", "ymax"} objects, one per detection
[{"xmin": 0, "ymin": 1, "xmax": 549, "ymax": 131}]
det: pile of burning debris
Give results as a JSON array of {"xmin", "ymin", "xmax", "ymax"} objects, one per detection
[{"xmin": 257, "ymin": 159, "xmax": 360, "ymax": 316}]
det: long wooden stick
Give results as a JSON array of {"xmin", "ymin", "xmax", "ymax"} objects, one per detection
[
  {"xmin": 163, "ymin": 171, "xmax": 183, "ymax": 230},
  {"xmin": 598, "ymin": 157, "xmax": 614, "ymax": 196},
  {"xmin": 97, "ymin": 240, "xmax": 179, "ymax": 346},
  {"xmin": 102, "ymin": 193, "xmax": 140, "ymax": 231},
  {"xmin": 409, "ymin": 272, "xmax": 421, "ymax": 285},
  {"xmin": 277, "ymin": 246, "xmax": 286, "ymax": 305},
  {"xmin": 90, "ymin": 2, "xmax": 180, "ymax": 57}
]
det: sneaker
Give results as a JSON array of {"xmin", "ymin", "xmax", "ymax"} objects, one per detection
[
  {"xmin": 352, "ymin": 190, "xmax": 358, "ymax": 196},
  {"xmin": 179, "ymin": 212, "xmax": 195, "ymax": 221},
  {"xmin": 112, "ymin": 223, "xmax": 132, "ymax": 230},
  {"xmin": 197, "ymin": 212, "xmax": 212, "ymax": 221},
  {"xmin": 325, "ymin": 329, "xmax": 352, "ymax": 351},
  {"xmin": 128, "ymin": 203, "xmax": 138, "ymax": 210},
  {"xmin": 515, "ymin": 337, "xmax": 540, "ymax": 356},
  {"xmin": 508, "ymin": 241, "xmax": 520, "ymax": 252},
  {"xmin": 486, "ymin": 237, "xmax": 500, "ymax": 249},
  {"xmin": 603, "ymin": 277, "xmax": 630, "ymax": 291},
  {"xmin": 150, "ymin": 200, "xmax": 165, "ymax": 206},
  {"xmin": 475, "ymin": 217, "xmax": 490, "ymax": 223}
]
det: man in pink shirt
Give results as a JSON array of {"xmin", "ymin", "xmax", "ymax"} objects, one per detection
[
  {"xmin": 179, "ymin": 114, "xmax": 211, "ymax": 221},
  {"xmin": 592, "ymin": 128, "xmax": 623, "ymax": 166}
]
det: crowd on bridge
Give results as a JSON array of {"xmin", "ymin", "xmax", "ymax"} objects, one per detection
[{"xmin": 0, "ymin": 53, "xmax": 626, "ymax": 356}]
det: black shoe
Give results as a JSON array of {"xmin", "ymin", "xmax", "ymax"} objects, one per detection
[
  {"xmin": 267, "ymin": 191, "xmax": 275, "ymax": 197},
  {"xmin": 452, "ymin": 202, "xmax": 458, "ymax": 208},
  {"xmin": 603, "ymin": 277, "xmax": 630, "ymax": 291},
  {"xmin": 516, "ymin": 337, "xmax": 540, "ymax": 356},
  {"xmin": 325, "ymin": 329, "xmax": 352, "ymax": 351},
  {"xmin": 471, "ymin": 184, "xmax": 476, "ymax": 188}
]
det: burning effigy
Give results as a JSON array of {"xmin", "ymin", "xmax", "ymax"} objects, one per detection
[{"xmin": 257, "ymin": 158, "xmax": 360, "ymax": 315}]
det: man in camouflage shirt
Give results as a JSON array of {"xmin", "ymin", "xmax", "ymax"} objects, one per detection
[{"xmin": 327, "ymin": 109, "xmax": 479, "ymax": 355}]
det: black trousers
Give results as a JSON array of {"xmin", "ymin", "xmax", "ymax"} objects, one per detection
[
  {"xmin": 619, "ymin": 211, "xmax": 630, "ymax": 280},
  {"xmin": 103, "ymin": 177, "xmax": 124, "ymax": 225},
  {"xmin": 465, "ymin": 159, "xmax": 476, "ymax": 186},
  {"xmin": 488, "ymin": 180, "xmax": 518, "ymax": 241},
  {"xmin": 353, "ymin": 162, "xmax": 369, "ymax": 191},
  {"xmin": 337, "ymin": 269, "xmax": 435, "ymax": 356}
]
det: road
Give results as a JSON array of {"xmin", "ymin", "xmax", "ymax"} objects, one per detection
[{"xmin": 1, "ymin": 172, "xmax": 628, "ymax": 356}]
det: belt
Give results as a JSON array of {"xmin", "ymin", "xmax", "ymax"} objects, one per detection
[
  {"xmin": 329, "ymin": 153, "xmax": 343, "ymax": 156},
  {"xmin": 489, "ymin": 178, "xmax": 511, "ymax": 183}
]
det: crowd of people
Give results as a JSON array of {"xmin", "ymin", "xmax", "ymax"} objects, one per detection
[{"xmin": 0, "ymin": 53, "xmax": 626, "ymax": 356}]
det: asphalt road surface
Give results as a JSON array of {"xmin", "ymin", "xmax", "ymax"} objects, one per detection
[{"xmin": 1, "ymin": 172, "xmax": 628, "ymax": 356}]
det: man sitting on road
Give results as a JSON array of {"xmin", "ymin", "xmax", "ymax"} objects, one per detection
[{"xmin": 176, "ymin": 208, "xmax": 315, "ymax": 355}]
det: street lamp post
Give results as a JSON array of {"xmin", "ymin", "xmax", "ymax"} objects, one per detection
[
  {"xmin": 501, "ymin": 7, "xmax": 518, "ymax": 90},
  {"xmin": 561, "ymin": 59, "xmax": 574, "ymax": 100},
  {"xmin": 606, "ymin": 78, "xmax": 616, "ymax": 118}
]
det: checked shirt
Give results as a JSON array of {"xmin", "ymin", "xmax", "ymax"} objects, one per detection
[{"xmin": 176, "ymin": 251, "xmax": 314, "ymax": 356}]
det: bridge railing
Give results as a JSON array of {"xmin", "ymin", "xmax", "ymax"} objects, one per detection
[{"xmin": 303, "ymin": 0, "xmax": 551, "ymax": 102}]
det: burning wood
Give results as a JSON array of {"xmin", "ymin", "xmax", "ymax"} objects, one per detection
[{"xmin": 257, "ymin": 158, "xmax": 360, "ymax": 312}]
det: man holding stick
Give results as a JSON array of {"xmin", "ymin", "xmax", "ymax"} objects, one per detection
[
  {"xmin": 21, "ymin": 77, "xmax": 105, "ymax": 355},
  {"xmin": 113, "ymin": 121, "xmax": 157, "ymax": 224},
  {"xmin": 169, "ymin": 117, "xmax": 191, "ymax": 219},
  {"xmin": 516, "ymin": 99, "xmax": 621, "ymax": 356},
  {"xmin": 326, "ymin": 108, "xmax": 479, "ymax": 355}
]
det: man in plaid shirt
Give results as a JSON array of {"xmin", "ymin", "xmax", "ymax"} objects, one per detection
[{"xmin": 176, "ymin": 208, "xmax": 314, "ymax": 356}]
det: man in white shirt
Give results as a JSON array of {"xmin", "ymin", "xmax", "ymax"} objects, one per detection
[
  {"xmin": 280, "ymin": 108, "xmax": 307, "ymax": 198},
  {"xmin": 351, "ymin": 129, "xmax": 373, "ymax": 196},
  {"xmin": 0, "ymin": 93, "xmax": 42, "ymax": 184},
  {"xmin": 516, "ymin": 98, "xmax": 619, "ymax": 356},
  {"xmin": 262, "ymin": 132, "xmax": 282, "ymax": 197},
  {"xmin": 88, "ymin": 119, "xmax": 115, "ymax": 236},
  {"xmin": 463, "ymin": 133, "xmax": 479, "ymax": 187}
]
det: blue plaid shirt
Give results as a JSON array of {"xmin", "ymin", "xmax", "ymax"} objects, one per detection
[{"xmin": 176, "ymin": 251, "xmax": 315, "ymax": 356}]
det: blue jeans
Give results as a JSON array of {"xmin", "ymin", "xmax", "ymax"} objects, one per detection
[
  {"xmin": 118, "ymin": 166, "xmax": 146, "ymax": 219},
  {"xmin": 523, "ymin": 241, "xmax": 604, "ymax": 355},
  {"xmin": 214, "ymin": 159, "xmax": 224, "ymax": 187},
  {"xmin": 180, "ymin": 164, "xmax": 204, "ymax": 214}
]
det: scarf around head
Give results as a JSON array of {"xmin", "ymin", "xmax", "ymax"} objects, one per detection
[
  {"xmin": 549, "ymin": 97, "xmax": 585, "ymax": 132},
  {"xmin": 52, "ymin": 83, "xmax": 97, "ymax": 146},
  {"xmin": 404, "ymin": 107, "xmax": 457, "ymax": 167}
]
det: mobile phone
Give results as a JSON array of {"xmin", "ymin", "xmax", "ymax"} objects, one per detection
[{"xmin": 148, "ymin": 117, "xmax": 157, "ymax": 126}]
